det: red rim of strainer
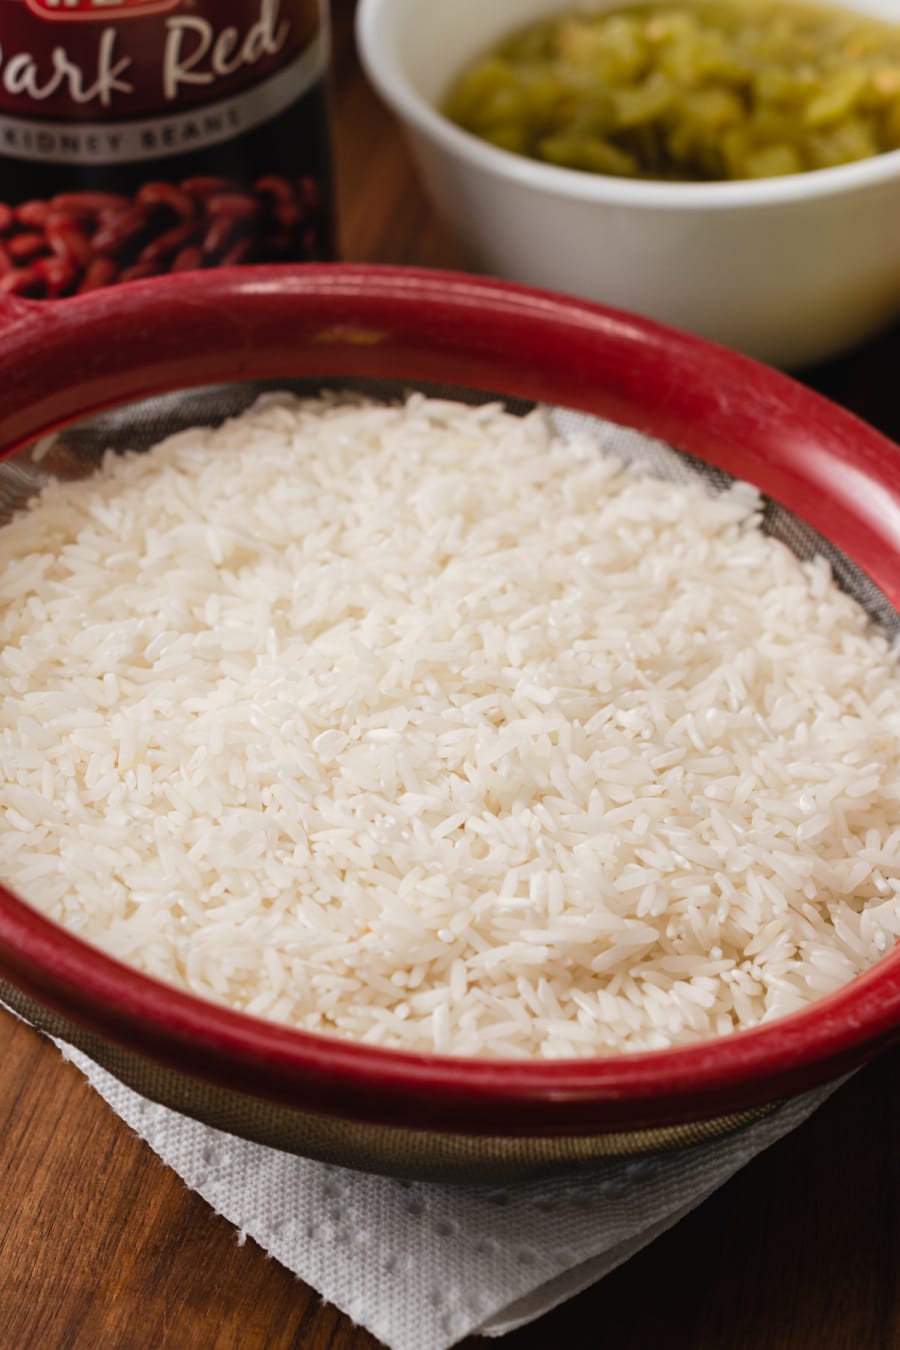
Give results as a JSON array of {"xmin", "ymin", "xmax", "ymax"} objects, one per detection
[{"xmin": 1, "ymin": 262, "xmax": 899, "ymax": 1137}]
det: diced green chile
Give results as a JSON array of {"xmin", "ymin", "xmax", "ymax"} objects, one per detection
[{"xmin": 443, "ymin": 1, "xmax": 900, "ymax": 181}]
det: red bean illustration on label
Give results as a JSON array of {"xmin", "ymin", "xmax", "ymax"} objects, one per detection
[{"xmin": 0, "ymin": 0, "xmax": 334, "ymax": 296}]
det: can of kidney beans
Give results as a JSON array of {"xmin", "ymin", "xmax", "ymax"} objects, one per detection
[{"xmin": 0, "ymin": 0, "xmax": 334, "ymax": 297}]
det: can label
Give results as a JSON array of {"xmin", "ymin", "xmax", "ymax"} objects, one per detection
[
  {"xmin": 0, "ymin": 0, "xmax": 333, "ymax": 297},
  {"xmin": 25, "ymin": 2, "xmax": 181, "ymax": 21}
]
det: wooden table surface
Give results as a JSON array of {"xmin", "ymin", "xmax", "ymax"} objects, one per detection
[{"xmin": 2, "ymin": 5, "xmax": 900, "ymax": 1347}]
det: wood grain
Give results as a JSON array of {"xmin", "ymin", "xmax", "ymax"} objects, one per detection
[{"xmin": 1, "ymin": 4, "xmax": 899, "ymax": 1347}]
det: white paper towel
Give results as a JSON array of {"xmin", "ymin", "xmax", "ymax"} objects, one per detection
[{"xmin": 49, "ymin": 1032, "xmax": 838, "ymax": 1350}]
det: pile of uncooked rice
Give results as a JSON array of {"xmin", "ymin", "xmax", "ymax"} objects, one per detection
[{"xmin": 2, "ymin": 393, "xmax": 900, "ymax": 1058}]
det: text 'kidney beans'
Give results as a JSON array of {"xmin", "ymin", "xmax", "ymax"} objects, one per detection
[{"xmin": 0, "ymin": 0, "xmax": 334, "ymax": 297}]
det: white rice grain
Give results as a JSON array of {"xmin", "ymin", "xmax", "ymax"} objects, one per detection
[{"xmin": 1, "ymin": 393, "xmax": 899, "ymax": 1057}]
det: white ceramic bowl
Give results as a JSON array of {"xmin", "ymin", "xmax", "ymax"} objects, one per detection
[{"xmin": 357, "ymin": 0, "xmax": 900, "ymax": 367}]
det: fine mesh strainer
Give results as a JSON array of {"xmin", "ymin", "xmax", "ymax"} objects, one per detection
[{"xmin": 1, "ymin": 263, "xmax": 899, "ymax": 1182}]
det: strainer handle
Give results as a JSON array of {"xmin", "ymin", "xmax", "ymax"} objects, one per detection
[
  {"xmin": 0, "ymin": 294, "xmax": 55, "ymax": 330},
  {"xmin": 0, "ymin": 294, "xmax": 48, "ymax": 339},
  {"xmin": 0, "ymin": 288, "xmax": 112, "ymax": 458},
  {"xmin": 0, "ymin": 293, "xmax": 63, "ymax": 456}
]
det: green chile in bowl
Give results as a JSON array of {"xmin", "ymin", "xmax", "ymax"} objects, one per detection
[
  {"xmin": 443, "ymin": 1, "xmax": 900, "ymax": 182},
  {"xmin": 358, "ymin": 0, "xmax": 900, "ymax": 366}
]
